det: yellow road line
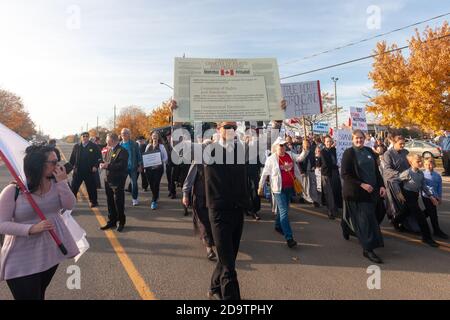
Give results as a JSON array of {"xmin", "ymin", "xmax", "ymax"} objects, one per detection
[
  {"xmin": 60, "ymin": 149, "xmax": 156, "ymax": 300},
  {"xmin": 291, "ymin": 203, "xmax": 450, "ymax": 253}
]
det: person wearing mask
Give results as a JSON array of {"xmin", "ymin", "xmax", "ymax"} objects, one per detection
[
  {"xmin": 393, "ymin": 154, "xmax": 440, "ymax": 247},
  {"xmin": 100, "ymin": 133, "xmax": 129, "ymax": 232},
  {"xmin": 183, "ymin": 162, "xmax": 217, "ymax": 261},
  {"xmin": 258, "ymin": 137, "xmax": 308, "ymax": 248},
  {"xmin": 144, "ymin": 131, "xmax": 168, "ymax": 210},
  {"xmin": 120, "ymin": 128, "xmax": 143, "ymax": 206},
  {"xmin": 422, "ymin": 157, "xmax": 448, "ymax": 239},
  {"xmin": 441, "ymin": 130, "xmax": 450, "ymax": 176},
  {"xmin": 0, "ymin": 145, "xmax": 79, "ymax": 300},
  {"xmin": 69, "ymin": 132, "xmax": 102, "ymax": 208},
  {"xmin": 320, "ymin": 135, "xmax": 342, "ymax": 219},
  {"xmin": 341, "ymin": 130, "xmax": 386, "ymax": 263}
]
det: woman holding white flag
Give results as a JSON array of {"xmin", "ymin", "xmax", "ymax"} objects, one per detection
[{"xmin": 0, "ymin": 145, "xmax": 79, "ymax": 300}]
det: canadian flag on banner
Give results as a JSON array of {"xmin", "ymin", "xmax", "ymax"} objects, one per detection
[{"xmin": 220, "ymin": 69, "xmax": 235, "ymax": 76}]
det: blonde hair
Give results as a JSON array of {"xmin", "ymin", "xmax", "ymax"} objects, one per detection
[
  {"xmin": 352, "ymin": 129, "xmax": 365, "ymax": 138},
  {"xmin": 407, "ymin": 153, "xmax": 422, "ymax": 162}
]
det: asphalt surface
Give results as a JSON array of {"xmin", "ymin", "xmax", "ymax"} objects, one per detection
[{"xmin": 0, "ymin": 143, "xmax": 449, "ymax": 300}]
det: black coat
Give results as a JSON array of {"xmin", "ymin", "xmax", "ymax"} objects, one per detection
[
  {"xmin": 105, "ymin": 145, "xmax": 129, "ymax": 187},
  {"xmin": 320, "ymin": 147, "xmax": 338, "ymax": 177},
  {"xmin": 204, "ymin": 142, "xmax": 250, "ymax": 210},
  {"xmin": 341, "ymin": 146, "xmax": 385, "ymax": 202},
  {"xmin": 69, "ymin": 141, "xmax": 102, "ymax": 176}
]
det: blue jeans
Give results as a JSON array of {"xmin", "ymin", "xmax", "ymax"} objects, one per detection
[
  {"xmin": 128, "ymin": 168, "xmax": 139, "ymax": 200},
  {"xmin": 274, "ymin": 188, "xmax": 294, "ymax": 241}
]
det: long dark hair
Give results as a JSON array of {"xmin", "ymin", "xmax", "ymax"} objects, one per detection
[{"xmin": 24, "ymin": 145, "xmax": 55, "ymax": 193}]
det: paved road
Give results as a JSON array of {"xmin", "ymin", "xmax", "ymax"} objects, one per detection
[{"xmin": 0, "ymin": 143, "xmax": 449, "ymax": 300}]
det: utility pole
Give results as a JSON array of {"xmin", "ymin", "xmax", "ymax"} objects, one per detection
[
  {"xmin": 96, "ymin": 116, "xmax": 99, "ymax": 136},
  {"xmin": 331, "ymin": 77, "xmax": 339, "ymax": 129},
  {"xmin": 114, "ymin": 105, "xmax": 117, "ymax": 131}
]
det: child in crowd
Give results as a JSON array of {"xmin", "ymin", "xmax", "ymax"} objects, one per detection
[
  {"xmin": 393, "ymin": 154, "xmax": 440, "ymax": 247},
  {"xmin": 422, "ymin": 157, "xmax": 448, "ymax": 239}
]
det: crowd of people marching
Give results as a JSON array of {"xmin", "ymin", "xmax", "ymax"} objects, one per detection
[{"xmin": 0, "ymin": 101, "xmax": 449, "ymax": 299}]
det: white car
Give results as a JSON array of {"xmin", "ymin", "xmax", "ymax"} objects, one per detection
[{"xmin": 405, "ymin": 140, "xmax": 442, "ymax": 158}]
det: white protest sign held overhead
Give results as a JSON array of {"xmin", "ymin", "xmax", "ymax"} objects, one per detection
[
  {"xmin": 282, "ymin": 81, "xmax": 323, "ymax": 118},
  {"xmin": 350, "ymin": 107, "xmax": 368, "ymax": 131},
  {"xmin": 335, "ymin": 128, "xmax": 353, "ymax": 166}
]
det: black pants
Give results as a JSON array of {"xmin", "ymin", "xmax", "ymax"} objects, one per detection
[
  {"xmin": 146, "ymin": 166, "xmax": 164, "ymax": 202},
  {"xmin": 422, "ymin": 196, "xmax": 444, "ymax": 234},
  {"xmin": 209, "ymin": 208, "xmax": 244, "ymax": 300},
  {"xmin": 443, "ymin": 150, "xmax": 450, "ymax": 175},
  {"xmin": 105, "ymin": 179, "xmax": 126, "ymax": 226},
  {"xmin": 247, "ymin": 166, "xmax": 261, "ymax": 214},
  {"xmin": 395, "ymin": 190, "xmax": 432, "ymax": 240},
  {"xmin": 6, "ymin": 265, "xmax": 58, "ymax": 300},
  {"xmin": 166, "ymin": 163, "xmax": 176, "ymax": 195},
  {"xmin": 72, "ymin": 172, "xmax": 98, "ymax": 204},
  {"xmin": 193, "ymin": 203, "xmax": 214, "ymax": 247},
  {"xmin": 95, "ymin": 171, "xmax": 102, "ymax": 189}
]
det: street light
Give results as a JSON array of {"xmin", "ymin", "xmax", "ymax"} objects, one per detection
[
  {"xmin": 160, "ymin": 82, "xmax": 174, "ymax": 90},
  {"xmin": 331, "ymin": 77, "xmax": 339, "ymax": 129},
  {"xmin": 160, "ymin": 82, "xmax": 174, "ymax": 125}
]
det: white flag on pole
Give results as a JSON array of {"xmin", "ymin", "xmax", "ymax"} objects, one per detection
[
  {"xmin": 0, "ymin": 122, "xmax": 89, "ymax": 261},
  {"xmin": 0, "ymin": 122, "xmax": 30, "ymax": 184}
]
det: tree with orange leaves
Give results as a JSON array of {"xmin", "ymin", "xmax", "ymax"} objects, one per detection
[
  {"xmin": 115, "ymin": 106, "xmax": 151, "ymax": 140},
  {"xmin": 148, "ymin": 100, "xmax": 172, "ymax": 131},
  {"xmin": 367, "ymin": 22, "xmax": 450, "ymax": 133},
  {"xmin": 0, "ymin": 88, "xmax": 36, "ymax": 139}
]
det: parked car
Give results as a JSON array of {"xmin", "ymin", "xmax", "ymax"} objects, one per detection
[{"xmin": 405, "ymin": 140, "xmax": 442, "ymax": 158}]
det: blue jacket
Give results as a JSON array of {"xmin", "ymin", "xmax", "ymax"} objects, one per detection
[
  {"xmin": 120, "ymin": 140, "xmax": 143, "ymax": 170},
  {"xmin": 441, "ymin": 136, "xmax": 450, "ymax": 152}
]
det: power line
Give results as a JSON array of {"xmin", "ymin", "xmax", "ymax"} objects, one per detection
[
  {"xmin": 280, "ymin": 33, "xmax": 450, "ymax": 80},
  {"xmin": 280, "ymin": 12, "xmax": 450, "ymax": 66}
]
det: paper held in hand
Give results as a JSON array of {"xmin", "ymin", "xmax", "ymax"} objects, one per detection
[{"xmin": 143, "ymin": 151, "xmax": 162, "ymax": 168}]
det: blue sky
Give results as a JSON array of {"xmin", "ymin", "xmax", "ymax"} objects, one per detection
[{"xmin": 0, "ymin": 0, "xmax": 448, "ymax": 137}]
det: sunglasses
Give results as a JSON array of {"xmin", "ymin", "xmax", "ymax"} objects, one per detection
[
  {"xmin": 82, "ymin": 135, "xmax": 89, "ymax": 138},
  {"xmin": 221, "ymin": 125, "xmax": 237, "ymax": 130},
  {"xmin": 45, "ymin": 160, "xmax": 59, "ymax": 165}
]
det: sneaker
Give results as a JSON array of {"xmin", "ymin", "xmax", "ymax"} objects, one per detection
[
  {"xmin": 132, "ymin": 199, "xmax": 139, "ymax": 206},
  {"xmin": 207, "ymin": 291, "xmax": 222, "ymax": 300},
  {"xmin": 287, "ymin": 239, "xmax": 297, "ymax": 248},
  {"xmin": 151, "ymin": 201, "xmax": 157, "ymax": 210},
  {"xmin": 207, "ymin": 250, "xmax": 217, "ymax": 261},
  {"xmin": 252, "ymin": 212, "xmax": 261, "ymax": 221}
]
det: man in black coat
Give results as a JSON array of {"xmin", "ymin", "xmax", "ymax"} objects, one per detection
[
  {"xmin": 99, "ymin": 133, "xmax": 129, "ymax": 232},
  {"xmin": 69, "ymin": 132, "xmax": 102, "ymax": 207},
  {"xmin": 204, "ymin": 121, "xmax": 249, "ymax": 301},
  {"xmin": 320, "ymin": 135, "xmax": 342, "ymax": 219}
]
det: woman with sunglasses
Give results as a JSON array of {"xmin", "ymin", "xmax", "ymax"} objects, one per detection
[{"xmin": 0, "ymin": 145, "xmax": 79, "ymax": 300}]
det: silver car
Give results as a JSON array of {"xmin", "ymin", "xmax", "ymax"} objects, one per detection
[{"xmin": 405, "ymin": 140, "xmax": 442, "ymax": 158}]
